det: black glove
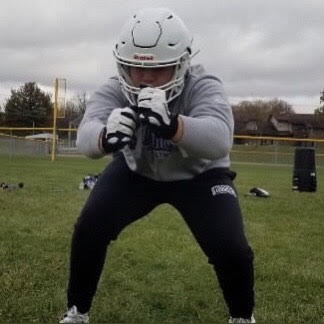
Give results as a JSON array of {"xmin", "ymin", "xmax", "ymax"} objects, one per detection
[
  {"xmin": 137, "ymin": 87, "xmax": 178, "ymax": 139},
  {"xmin": 102, "ymin": 107, "xmax": 137, "ymax": 153}
]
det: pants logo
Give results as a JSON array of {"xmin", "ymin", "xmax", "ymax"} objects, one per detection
[{"xmin": 211, "ymin": 185, "xmax": 237, "ymax": 198}]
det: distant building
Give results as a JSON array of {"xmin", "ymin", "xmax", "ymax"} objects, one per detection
[{"xmin": 234, "ymin": 113, "xmax": 324, "ymax": 144}]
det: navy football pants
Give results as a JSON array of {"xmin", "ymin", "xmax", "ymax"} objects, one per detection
[{"xmin": 66, "ymin": 154, "xmax": 254, "ymax": 318}]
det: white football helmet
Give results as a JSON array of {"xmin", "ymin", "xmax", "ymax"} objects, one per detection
[{"xmin": 113, "ymin": 8, "xmax": 197, "ymax": 105}]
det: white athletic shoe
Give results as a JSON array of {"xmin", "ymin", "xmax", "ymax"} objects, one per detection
[
  {"xmin": 228, "ymin": 314, "xmax": 256, "ymax": 323},
  {"xmin": 59, "ymin": 305, "xmax": 89, "ymax": 323}
]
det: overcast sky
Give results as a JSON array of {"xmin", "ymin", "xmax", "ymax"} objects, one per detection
[{"xmin": 1, "ymin": 0, "xmax": 323, "ymax": 113}]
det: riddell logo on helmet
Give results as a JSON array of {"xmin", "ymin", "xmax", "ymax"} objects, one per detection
[{"xmin": 133, "ymin": 54, "xmax": 154, "ymax": 61}]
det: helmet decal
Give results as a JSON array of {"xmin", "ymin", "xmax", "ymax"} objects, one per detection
[{"xmin": 133, "ymin": 54, "xmax": 155, "ymax": 61}]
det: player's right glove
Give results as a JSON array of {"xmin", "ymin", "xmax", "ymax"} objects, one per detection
[{"xmin": 101, "ymin": 107, "xmax": 137, "ymax": 153}]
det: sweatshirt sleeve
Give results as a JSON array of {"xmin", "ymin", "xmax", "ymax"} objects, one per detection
[
  {"xmin": 76, "ymin": 79, "xmax": 125, "ymax": 158},
  {"xmin": 177, "ymin": 76, "xmax": 234, "ymax": 160}
]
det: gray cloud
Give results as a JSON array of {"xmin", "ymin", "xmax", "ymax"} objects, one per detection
[{"xmin": 0, "ymin": 0, "xmax": 323, "ymax": 113}]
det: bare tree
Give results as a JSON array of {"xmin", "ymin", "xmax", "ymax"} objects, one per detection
[
  {"xmin": 75, "ymin": 91, "xmax": 87, "ymax": 116},
  {"xmin": 232, "ymin": 98, "xmax": 295, "ymax": 123},
  {"xmin": 314, "ymin": 89, "xmax": 324, "ymax": 115},
  {"xmin": 57, "ymin": 92, "xmax": 88, "ymax": 128}
]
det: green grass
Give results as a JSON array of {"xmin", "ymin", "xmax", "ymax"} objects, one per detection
[
  {"xmin": 231, "ymin": 143, "xmax": 324, "ymax": 166},
  {"xmin": 0, "ymin": 155, "xmax": 324, "ymax": 323}
]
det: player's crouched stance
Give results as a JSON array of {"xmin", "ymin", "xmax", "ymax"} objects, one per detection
[{"xmin": 60, "ymin": 7, "xmax": 255, "ymax": 324}]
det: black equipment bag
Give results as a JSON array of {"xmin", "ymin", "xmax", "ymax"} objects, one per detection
[{"xmin": 292, "ymin": 147, "xmax": 317, "ymax": 192}]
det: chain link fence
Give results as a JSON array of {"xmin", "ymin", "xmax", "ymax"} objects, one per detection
[
  {"xmin": 231, "ymin": 136, "xmax": 324, "ymax": 167},
  {"xmin": 0, "ymin": 128, "xmax": 79, "ymax": 157},
  {"xmin": 1, "ymin": 128, "xmax": 324, "ymax": 167},
  {"xmin": 0, "ymin": 134, "xmax": 51, "ymax": 156}
]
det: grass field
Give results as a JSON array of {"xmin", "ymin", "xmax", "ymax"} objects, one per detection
[{"xmin": 0, "ymin": 155, "xmax": 323, "ymax": 323}]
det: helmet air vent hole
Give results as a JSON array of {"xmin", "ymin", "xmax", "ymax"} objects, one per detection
[{"xmin": 167, "ymin": 15, "xmax": 173, "ymax": 19}]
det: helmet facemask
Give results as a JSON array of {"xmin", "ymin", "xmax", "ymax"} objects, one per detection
[{"xmin": 114, "ymin": 50, "xmax": 191, "ymax": 105}]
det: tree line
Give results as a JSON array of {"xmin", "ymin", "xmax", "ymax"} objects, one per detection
[
  {"xmin": 231, "ymin": 98, "xmax": 295, "ymax": 124},
  {"xmin": 0, "ymin": 82, "xmax": 87, "ymax": 129},
  {"xmin": 1, "ymin": 82, "xmax": 323, "ymax": 130}
]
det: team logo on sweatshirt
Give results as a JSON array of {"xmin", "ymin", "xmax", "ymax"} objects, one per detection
[{"xmin": 143, "ymin": 127, "xmax": 174, "ymax": 158}]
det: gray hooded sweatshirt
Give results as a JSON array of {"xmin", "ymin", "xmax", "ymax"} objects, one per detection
[{"xmin": 76, "ymin": 65, "xmax": 234, "ymax": 181}]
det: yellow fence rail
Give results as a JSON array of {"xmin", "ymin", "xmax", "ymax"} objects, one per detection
[
  {"xmin": 0, "ymin": 127, "xmax": 76, "ymax": 132},
  {"xmin": 234, "ymin": 134, "xmax": 324, "ymax": 144},
  {"xmin": 1, "ymin": 127, "xmax": 324, "ymax": 143}
]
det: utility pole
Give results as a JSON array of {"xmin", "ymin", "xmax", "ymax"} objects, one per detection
[
  {"xmin": 51, "ymin": 78, "xmax": 66, "ymax": 161},
  {"xmin": 51, "ymin": 78, "xmax": 59, "ymax": 161}
]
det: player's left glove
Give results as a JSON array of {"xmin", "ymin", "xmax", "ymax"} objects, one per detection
[{"xmin": 137, "ymin": 87, "xmax": 178, "ymax": 139}]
